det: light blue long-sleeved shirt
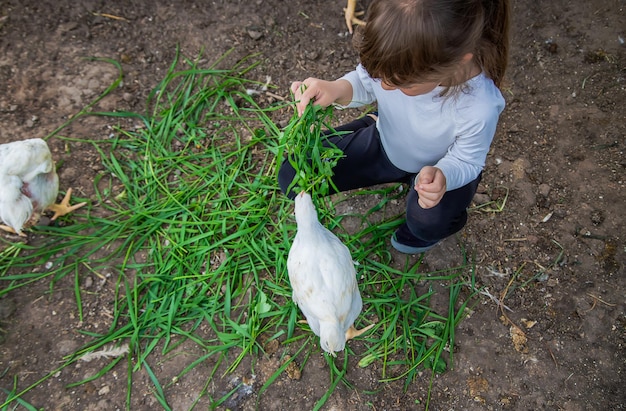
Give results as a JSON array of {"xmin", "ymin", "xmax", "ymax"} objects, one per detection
[{"xmin": 340, "ymin": 64, "xmax": 505, "ymax": 191}]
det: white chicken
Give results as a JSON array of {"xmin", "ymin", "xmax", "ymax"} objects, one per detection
[
  {"xmin": 287, "ymin": 191, "xmax": 374, "ymax": 356},
  {"xmin": 0, "ymin": 138, "xmax": 86, "ymax": 236}
]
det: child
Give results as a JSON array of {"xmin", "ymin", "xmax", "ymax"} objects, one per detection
[{"xmin": 279, "ymin": 0, "xmax": 510, "ymax": 254}]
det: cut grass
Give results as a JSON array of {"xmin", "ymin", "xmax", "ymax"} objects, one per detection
[{"xmin": 0, "ymin": 50, "xmax": 478, "ymax": 410}]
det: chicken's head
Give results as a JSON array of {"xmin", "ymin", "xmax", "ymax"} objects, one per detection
[
  {"xmin": 319, "ymin": 321, "xmax": 346, "ymax": 356},
  {"xmin": 293, "ymin": 191, "xmax": 318, "ymax": 225}
]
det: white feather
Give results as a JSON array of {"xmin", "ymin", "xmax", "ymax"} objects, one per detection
[
  {"xmin": 0, "ymin": 138, "xmax": 59, "ymax": 234},
  {"xmin": 287, "ymin": 192, "xmax": 364, "ymax": 355}
]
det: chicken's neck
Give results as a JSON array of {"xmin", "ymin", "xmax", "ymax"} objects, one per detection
[{"xmin": 295, "ymin": 208, "xmax": 319, "ymax": 227}]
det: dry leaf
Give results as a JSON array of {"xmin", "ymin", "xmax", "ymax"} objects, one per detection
[
  {"xmin": 521, "ymin": 318, "xmax": 537, "ymax": 329},
  {"xmin": 282, "ymin": 355, "xmax": 301, "ymax": 380},
  {"xmin": 467, "ymin": 376, "xmax": 489, "ymax": 396},
  {"xmin": 510, "ymin": 326, "xmax": 528, "ymax": 353}
]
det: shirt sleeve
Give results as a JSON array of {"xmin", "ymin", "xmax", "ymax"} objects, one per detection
[
  {"xmin": 434, "ymin": 104, "xmax": 500, "ymax": 191},
  {"xmin": 338, "ymin": 64, "xmax": 377, "ymax": 108}
]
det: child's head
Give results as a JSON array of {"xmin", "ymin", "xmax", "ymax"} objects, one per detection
[{"xmin": 355, "ymin": 0, "xmax": 510, "ymax": 90}]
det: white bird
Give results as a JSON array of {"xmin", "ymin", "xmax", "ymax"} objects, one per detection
[
  {"xmin": 287, "ymin": 191, "xmax": 374, "ymax": 356},
  {"xmin": 0, "ymin": 138, "xmax": 86, "ymax": 236}
]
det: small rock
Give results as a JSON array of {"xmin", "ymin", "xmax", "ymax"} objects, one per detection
[
  {"xmin": 538, "ymin": 183, "xmax": 551, "ymax": 197},
  {"xmin": 508, "ymin": 124, "xmax": 521, "ymax": 133},
  {"xmin": 57, "ymin": 21, "xmax": 79, "ymax": 34},
  {"xmin": 473, "ymin": 193, "xmax": 491, "ymax": 205},
  {"xmin": 84, "ymin": 276, "xmax": 94, "ymax": 289},
  {"xmin": 553, "ymin": 207, "xmax": 567, "ymax": 219},
  {"xmin": 305, "ymin": 50, "xmax": 319, "ymax": 60},
  {"xmin": 57, "ymin": 339, "xmax": 79, "ymax": 356},
  {"xmin": 247, "ymin": 29, "xmax": 263, "ymax": 40}
]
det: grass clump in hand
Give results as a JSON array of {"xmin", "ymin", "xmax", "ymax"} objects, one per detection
[{"xmin": 278, "ymin": 102, "xmax": 345, "ymax": 198}]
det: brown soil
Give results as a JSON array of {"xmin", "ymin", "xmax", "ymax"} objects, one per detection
[{"xmin": 1, "ymin": 0, "xmax": 624, "ymax": 409}]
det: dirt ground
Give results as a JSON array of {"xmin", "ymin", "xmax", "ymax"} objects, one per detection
[{"xmin": 0, "ymin": 0, "xmax": 624, "ymax": 409}]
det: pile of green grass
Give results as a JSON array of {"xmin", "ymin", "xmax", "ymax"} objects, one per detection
[{"xmin": 0, "ymin": 51, "xmax": 477, "ymax": 410}]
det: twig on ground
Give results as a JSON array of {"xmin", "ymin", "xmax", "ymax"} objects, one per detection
[
  {"xmin": 92, "ymin": 12, "xmax": 130, "ymax": 22},
  {"xmin": 585, "ymin": 293, "xmax": 616, "ymax": 311}
]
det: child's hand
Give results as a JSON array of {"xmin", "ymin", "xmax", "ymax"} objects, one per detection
[
  {"xmin": 290, "ymin": 78, "xmax": 352, "ymax": 117},
  {"xmin": 414, "ymin": 166, "xmax": 447, "ymax": 209}
]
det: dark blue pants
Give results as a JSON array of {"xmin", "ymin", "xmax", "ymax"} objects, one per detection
[{"xmin": 278, "ymin": 115, "xmax": 480, "ymax": 243}]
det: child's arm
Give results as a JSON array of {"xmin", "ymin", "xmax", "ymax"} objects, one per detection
[{"xmin": 290, "ymin": 78, "xmax": 353, "ymax": 117}]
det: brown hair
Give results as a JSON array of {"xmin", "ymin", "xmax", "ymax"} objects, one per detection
[{"xmin": 354, "ymin": 0, "xmax": 510, "ymax": 90}]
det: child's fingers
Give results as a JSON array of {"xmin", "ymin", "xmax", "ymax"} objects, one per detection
[
  {"xmin": 418, "ymin": 196, "xmax": 437, "ymax": 209},
  {"xmin": 290, "ymin": 81, "xmax": 303, "ymax": 94},
  {"xmin": 418, "ymin": 197, "xmax": 430, "ymax": 209},
  {"xmin": 415, "ymin": 183, "xmax": 444, "ymax": 209},
  {"xmin": 417, "ymin": 190, "xmax": 441, "ymax": 209},
  {"xmin": 290, "ymin": 81, "xmax": 312, "ymax": 116}
]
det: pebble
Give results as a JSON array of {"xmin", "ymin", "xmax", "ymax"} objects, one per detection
[
  {"xmin": 538, "ymin": 183, "xmax": 551, "ymax": 197},
  {"xmin": 84, "ymin": 276, "xmax": 94, "ymax": 289},
  {"xmin": 57, "ymin": 339, "xmax": 79, "ymax": 356},
  {"xmin": 553, "ymin": 207, "xmax": 567, "ymax": 218},
  {"xmin": 473, "ymin": 193, "xmax": 491, "ymax": 205},
  {"xmin": 305, "ymin": 50, "xmax": 319, "ymax": 60},
  {"xmin": 247, "ymin": 29, "xmax": 263, "ymax": 40}
]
